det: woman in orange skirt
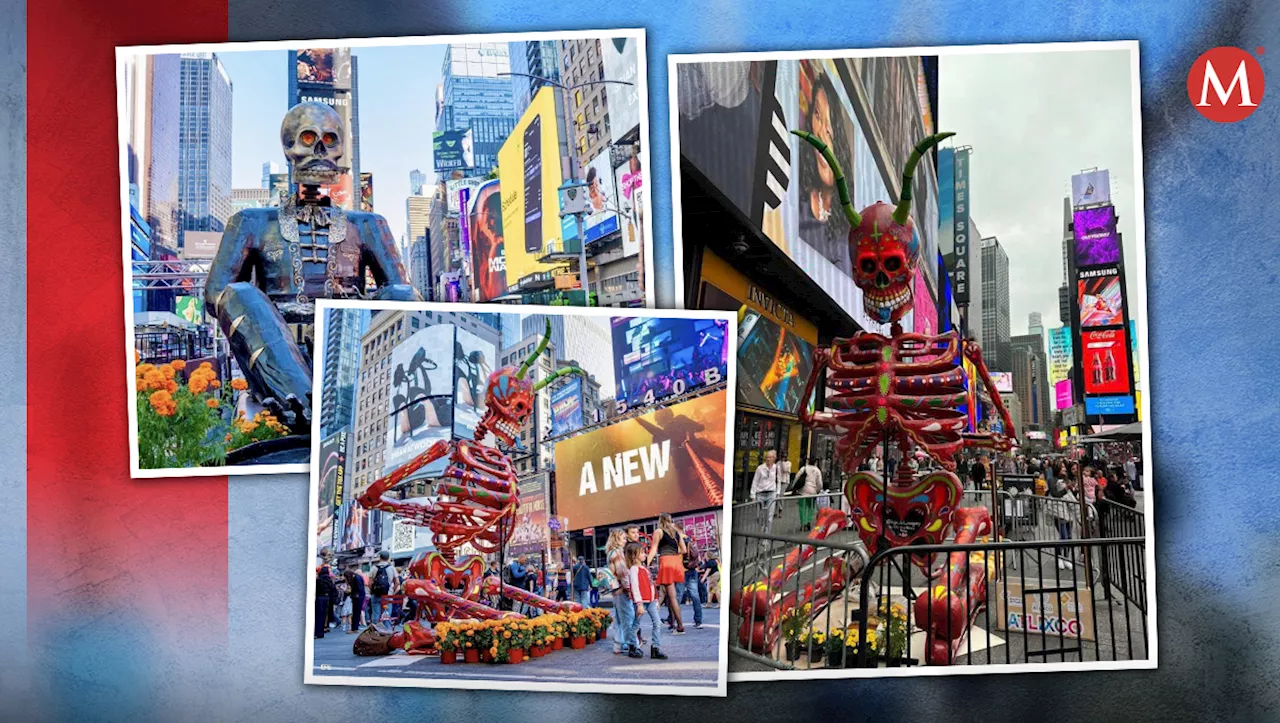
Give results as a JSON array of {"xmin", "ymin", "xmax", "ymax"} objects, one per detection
[{"xmin": 646, "ymin": 512, "xmax": 688, "ymax": 634}]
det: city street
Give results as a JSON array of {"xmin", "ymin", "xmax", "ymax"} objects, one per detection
[{"xmin": 313, "ymin": 601, "xmax": 721, "ymax": 687}]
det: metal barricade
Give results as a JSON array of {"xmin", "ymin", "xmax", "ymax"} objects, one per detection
[
  {"xmin": 1095, "ymin": 499, "xmax": 1147, "ymax": 611},
  {"xmin": 732, "ymin": 493, "xmax": 850, "ymax": 538}
]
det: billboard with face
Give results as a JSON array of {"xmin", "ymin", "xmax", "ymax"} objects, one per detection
[
  {"xmin": 433, "ymin": 129, "xmax": 475, "ymax": 171},
  {"xmin": 385, "ymin": 325, "xmax": 455, "ymax": 477},
  {"xmin": 612, "ymin": 316, "xmax": 729, "ymax": 411},
  {"xmin": 468, "ymin": 179, "xmax": 506, "ymax": 301},
  {"xmin": 452, "ymin": 327, "xmax": 496, "ymax": 441},
  {"xmin": 554, "ymin": 389, "xmax": 728, "ymax": 531},
  {"xmin": 1073, "ymin": 206, "xmax": 1120, "ymax": 267},
  {"xmin": 1077, "ymin": 267, "xmax": 1124, "ymax": 327}
]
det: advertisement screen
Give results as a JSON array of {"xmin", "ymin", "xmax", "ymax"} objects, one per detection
[
  {"xmin": 445, "ymin": 178, "xmax": 484, "ymax": 215},
  {"xmin": 295, "ymin": 48, "xmax": 336, "ymax": 85},
  {"xmin": 554, "ymin": 389, "xmax": 728, "ymax": 531},
  {"xmin": 602, "ymin": 36, "xmax": 641, "ymax": 143},
  {"xmin": 317, "ymin": 431, "xmax": 347, "ymax": 550},
  {"xmin": 1077, "ymin": 267, "xmax": 1124, "ymax": 327},
  {"xmin": 269, "ymin": 172, "xmax": 289, "ymax": 201},
  {"xmin": 1086, "ymin": 395, "xmax": 1136, "ymax": 416},
  {"xmin": 990, "ymin": 371, "xmax": 1014, "ymax": 394},
  {"xmin": 550, "ymin": 376, "xmax": 585, "ymax": 438},
  {"xmin": 1047, "ymin": 326, "xmax": 1073, "ymax": 386},
  {"xmin": 1071, "ymin": 169, "xmax": 1111, "ymax": 208},
  {"xmin": 385, "ymin": 325, "xmax": 455, "ymax": 477},
  {"xmin": 508, "ymin": 473, "xmax": 549, "ymax": 557},
  {"xmin": 1081, "ymin": 328, "xmax": 1132, "ymax": 396},
  {"xmin": 1055, "ymin": 378, "xmax": 1073, "ymax": 410},
  {"xmin": 563, "ymin": 151, "xmax": 620, "ymax": 245},
  {"xmin": 468, "ymin": 179, "xmax": 507, "ymax": 301},
  {"xmin": 736, "ymin": 307, "xmax": 815, "ymax": 415},
  {"xmin": 1130, "ymin": 319, "xmax": 1140, "ymax": 385},
  {"xmin": 359, "ymin": 172, "xmax": 373, "ymax": 212},
  {"xmin": 452, "ymin": 327, "xmax": 496, "ymax": 441},
  {"xmin": 618, "ymin": 153, "xmax": 644, "ymax": 258},
  {"xmin": 1073, "ymin": 206, "xmax": 1120, "ymax": 267},
  {"xmin": 498, "ymin": 87, "xmax": 562, "ymax": 286},
  {"xmin": 432, "ymin": 129, "xmax": 475, "ymax": 171},
  {"xmin": 674, "ymin": 510, "xmax": 720, "ymax": 558},
  {"xmin": 911, "ymin": 266, "xmax": 937, "ymax": 336},
  {"xmin": 612, "ymin": 316, "xmax": 729, "ymax": 410}
]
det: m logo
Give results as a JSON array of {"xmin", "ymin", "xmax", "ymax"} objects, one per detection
[{"xmin": 1187, "ymin": 47, "xmax": 1266, "ymax": 122}]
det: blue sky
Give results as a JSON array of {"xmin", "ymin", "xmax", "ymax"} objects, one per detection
[{"xmin": 216, "ymin": 44, "xmax": 447, "ymax": 244}]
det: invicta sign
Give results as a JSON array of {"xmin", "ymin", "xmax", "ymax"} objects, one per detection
[{"xmin": 1188, "ymin": 47, "xmax": 1266, "ymax": 122}]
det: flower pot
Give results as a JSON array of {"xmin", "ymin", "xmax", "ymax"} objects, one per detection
[
  {"xmin": 570, "ymin": 636, "xmax": 587, "ymax": 649},
  {"xmin": 552, "ymin": 638, "xmax": 564, "ymax": 651},
  {"xmin": 530, "ymin": 646, "xmax": 544, "ymax": 659},
  {"xmin": 464, "ymin": 649, "xmax": 479, "ymax": 664},
  {"xmin": 784, "ymin": 640, "xmax": 802, "ymax": 662},
  {"xmin": 482, "ymin": 650, "xmax": 495, "ymax": 663},
  {"xmin": 597, "ymin": 629, "xmax": 608, "ymax": 642},
  {"xmin": 508, "ymin": 648, "xmax": 524, "ymax": 664},
  {"xmin": 440, "ymin": 650, "xmax": 457, "ymax": 665},
  {"xmin": 808, "ymin": 646, "xmax": 825, "ymax": 665}
]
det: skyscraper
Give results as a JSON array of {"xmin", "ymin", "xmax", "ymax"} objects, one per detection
[
  {"xmin": 409, "ymin": 168, "xmax": 427, "ymax": 196},
  {"xmin": 320, "ymin": 308, "xmax": 370, "ymax": 438},
  {"xmin": 261, "ymin": 161, "xmax": 282, "ymax": 188},
  {"xmin": 1028, "ymin": 311, "xmax": 1044, "ymax": 339},
  {"xmin": 508, "ymin": 40, "xmax": 560, "ymax": 115},
  {"xmin": 409, "ymin": 234, "xmax": 431, "ymax": 299},
  {"xmin": 558, "ymin": 39, "xmax": 610, "ymax": 166},
  {"xmin": 1010, "ymin": 333, "xmax": 1050, "ymax": 437},
  {"xmin": 980, "ymin": 236, "xmax": 1011, "ymax": 370},
  {"xmin": 124, "ymin": 53, "xmax": 181, "ymax": 253},
  {"xmin": 177, "ymin": 52, "xmax": 233, "ymax": 251},
  {"xmin": 436, "ymin": 43, "xmax": 517, "ymax": 176}
]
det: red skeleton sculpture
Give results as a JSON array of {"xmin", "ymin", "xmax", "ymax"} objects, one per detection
[
  {"xmin": 351, "ymin": 320, "xmax": 584, "ymax": 656},
  {"xmin": 730, "ymin": 130, "xmax": 1017, "ymax": 664}
]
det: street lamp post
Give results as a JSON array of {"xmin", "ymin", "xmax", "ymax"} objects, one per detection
[{"xmin": 499, "ymin": 72, "xmax": 635, "ymax": 306}]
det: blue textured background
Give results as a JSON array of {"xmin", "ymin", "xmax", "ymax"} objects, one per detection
[{"xmin": 8, "ymin": 0, "xmax": 1280, "ymax": 719}]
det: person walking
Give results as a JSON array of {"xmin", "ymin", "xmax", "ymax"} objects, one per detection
[
  {"xmin": 647, "ymin": 512, "xmax": 688, "ymax": 634},
  {"xmin": 369, "ymin": 551, "xmax": 398, "ymax": 626},
  {"xmin": 794, "ymin": 457, "xmax": 823, "ymax": 529},
  {"xmin": 315, "ymin": 566, "xmax": 338, "ymax": 640},
  {"xmin": 506, "ymin": 555, "xmax": 528, "ymax": 613},
  {"xmin": 606, "ymin": 529, "xmax": 638, "ymax": 656},
  {"xmin": 751, "ymin": 450, "xmax": 782, "ymax": 534},
  {"xmin": 701, "ymin": 553, "xmax": 721, "ymax": 607},
  {"xmin": 336, "ymin": 576, "xmax": 352, "ymax": 632},
  {"xmin": 677, "ymin": 530, "xmax": 704, "ymax": 630},
  {"xmin": 344, "ymin": 566, "xmax": 366, "ymax": 633},
  {"xmin": 626, "ymin": 541, "xmax": 667, "ymax": 660},
  {"xmin": 571, "ymin": 556, "xmax": 593, "ymax": 609}
]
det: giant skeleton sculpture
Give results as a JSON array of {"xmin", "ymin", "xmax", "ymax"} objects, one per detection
[
  {"xmin": 205, "ymin": 102, "xmax": 421, "ymax": 436},
  {"xmin": 731, "ymin": 131, "xmax": 1017, "ymax": 665},
  {"xmin": 351, "ymin": 321, "xmax": 586, "ymax": 657}
]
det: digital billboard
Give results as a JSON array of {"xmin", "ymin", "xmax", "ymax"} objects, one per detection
[
  {"xmin": 602, "ymin": 36, "xmax": 641, "ymax": 144},
  {"xmin": 562, "ymin": 150, "xmax": 620, "ymax": 245},
  {"xmin": 1078, "ymin": 267, "xmax": 1125, "ymax": 327},
  {"xmin": 468, "ymin": 179, "xmax": 506, "ymax": 301},
  {"xmin": 385, "ymin": 325, "xmax": 455, "ymax": 477},
  {"xmin": 1048, "ymin": 326, "xmax": 1074, "ymax": 386},
  {"xmin": 452, "ymin": 327, "xmax": 497, "ymax": 441},
  {"xmin": 612, "ymin": 315, "xmax": 729, "ymax": 411},
  {"xmin": 497, "ymin": 86, "xmax": 563, "ymax": 287},
  {"xmin": 508, "ymin": 472, "xmax": 550, "ymax": 557},
  {"xmin": 911, "ymin": 266, "xmax": 938, "ymax": 336},
  {"xmin": 1081, "ymin": 328, "xmax": 1132, "ymax": 396},
  {"xmin": 296, "ymin": 48, "xmax": 340, "ymax": 86},
  {"xmin": 550, "ymin": 376, "xmax": 585, "ymax": 438},
  {"xmin": 554, "ymin": 389, "xmax": 728, "ymax": 531},
  {"xmin": 359, "ymin": 172, "xmax": 373, "ymax": 212},
  {"xmin": 1055, "ymin": 379, "xmax": 1073, "ymax": 410},
  {"xmin": 1085, "ymin": 395, "xmax": 1136, "ymax": 416},
  {"xmin": 1071, "ymin": 169, "xmax": 1111, "ymax": 208},
  {"xmin": 317, "ymin": 431, "xmax": 347, "ymax": 550},
  {"xmin": 674, "ymin": 510, "xmax": 721, "ymax": 558},
  {"xmin": 617, "ymin": 152, "xmax": 644, "ymax": 258},
  {"xmin": 175, "ymin": 295, "xmax": 202, "ymax": 324},
  {"xmin": 1073, "ymin": 206, "xmax": 1120, "ymax": 267},
  {"xmin": 445, "ymin": 178, "xmax": 484, "ymax": 215},
  {"xmin": 432, "ymin": 129, "xmax": 474, "ymax": 171},
  {"xmin": 990, "ymin": 371, "xmax": 1014, "ymax": 394}
]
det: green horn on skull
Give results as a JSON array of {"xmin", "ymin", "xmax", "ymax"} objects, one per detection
[
  {"xmin": 533, "ymin": 365, "xmax": 586, "ymax": 393},
  {"xmin": 791, "ymin": 130, "xmax": 861, "ymax": 228},
  {"xmin": 893, "ymin": 132, "xmax": 956, "ymax": 226},
  {"xmin": 517, "ymin": 318, "xmax": 553, "ymax": 380}
]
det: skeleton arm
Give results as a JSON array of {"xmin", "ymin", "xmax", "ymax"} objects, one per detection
[
  {"xmin": 356, "ymin": 440, "xmax": 451, "ymax": 516},
  {"xmin": 360, "ymin": 214, "xmax": 423, "ymax": 301},
  {"xmin": 203, "ymin": 212, "xmax": 257, "ymax": 318}
]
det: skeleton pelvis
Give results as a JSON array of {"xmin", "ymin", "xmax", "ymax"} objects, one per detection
[
  {"xmin": 419, "ymin": 552, "xmax": 485, "ymax": 595},
  {"xmin": 845, "ymin": 470, "xmax": 962, "ymax": 552}
]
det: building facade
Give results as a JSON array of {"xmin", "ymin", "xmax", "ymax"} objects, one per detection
[
  {"xmin": 320, "ymin": 308, "xmax": 369, "ymax": 439},
  {"xmin": 557, "ymin": 39, "xmax": 610, "ymax": 165},
  {"xmin": 125, "ymin": 53, "xmax": 182, "ymax": 252},
  {"xmin": 437, "ymin": 43, "xmax": 517, "ymax": 177},
  {"xmin": 230, "ymin": 187, "xmax": 271, "ymax": 213},
  {"xmin": 177, "ymin": 52, "xmax": 233, "ymax": 251},
  {"xmin": 409, "ymin": 168, "xmax": 426, "ymax": 197},
  {"xmin": 499, "ymin": 333, "xmax": 558, "ymax": 475},
  {"xmin": 980, "ymin": 235, "xmax": 1011, "ymax": 370},
  {"xmin": 508, "ymin": 40, "xmax": 560, "ymax": 116},
  {"xmin": 1010, "ymin": 332, "xmax": 1051, "ymax": 439}
]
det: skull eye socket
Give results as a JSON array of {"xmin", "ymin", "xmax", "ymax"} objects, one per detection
[
  {"xmin": 859, "ymin": 258, "xmax": 877, "ymax": 274},
  {"xmin": 299, "ymin": 130, "xmax": 318, "ymax": 145},
  {"xmin": 884, "ymin": 256, "xmax": 902, "ymax": 272},
  {"xmin": 321, "ymin": 132, "xmax": 338, "ymax": 146}
]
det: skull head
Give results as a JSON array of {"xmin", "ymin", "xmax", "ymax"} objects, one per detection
[
  {"xmin": 851, "ymin": 201, "xmax": 919, "ymax": 324},
  {"xmin": 280, "ymin": 101, "xmax": 344, "ymax": 186},
  {"xmin": 478, "ymin": 367, "xmax": 534, "ymax": 447}
]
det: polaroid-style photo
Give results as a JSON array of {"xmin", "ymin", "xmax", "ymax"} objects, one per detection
[
  {"xmin": 669, "ymin": 40, "xmax": 1154, "ymax": 679},
  {"xmin": 118, "ymin": 29, "xmax": 654, "ymax": 477},
  {"xmin": 304, "ymin": 300, "xmax": 734, "ymax": 697}
]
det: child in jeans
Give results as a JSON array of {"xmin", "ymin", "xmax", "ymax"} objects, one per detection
[{"xmin": 625, "ymin": 541, "xmax": 667, "ymax": 660}]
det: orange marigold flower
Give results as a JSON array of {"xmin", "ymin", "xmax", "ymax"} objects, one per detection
[
  {"xmin": 189, "ymin": 376, "xmax": 209, "ymax": 394},
  {"xmin": 165, "ymin": 380, "xmax": 178, "ymax": 394},
  {"xmin": 199, "ymin": 361, "xmax": 213, "ymax": 370},
  {"xmin": 209, "ymin": 380, "xmax": 221, "ymax": 389},
  {"xmin": 134, "ymin": 349, "xmax": 140, "ymax": 364},
  {"xmin": 225, "ymin": 433, "xmax": 232, "ymax": 442},
  {"xmin": 206, "ymin": 398, "xmax": 219, "ymax": 409},
  {"xmin": 171, "ymin": 359, "xmax": 187, "ymax": 370},
  {"xmin": 149, "ymin": 390, "xmax": 177, "ymax": 417},
  {"xmin": 136, "ymin": 363, "xmax": 156, "ymax": 377},
  {"xmin": 230, "ymin": 378, "xmax": 249, "ymax": 391},
  {"xmin": 141, "ymin": 369, "xmax": 166, "ymax": 391},
  {"xmin": 159, "ymin": 364, "xmax": 176, "ymax": 380}
]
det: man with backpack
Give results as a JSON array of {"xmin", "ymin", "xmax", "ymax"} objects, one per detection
[{"xmin": 369, "ymin": 550, "xmax": 399, "ymax": 626}]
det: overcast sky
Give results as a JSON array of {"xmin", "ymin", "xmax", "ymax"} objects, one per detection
[{"xmin": 938, "ymin": 47, "xmax": 1141, "ymax": 337}]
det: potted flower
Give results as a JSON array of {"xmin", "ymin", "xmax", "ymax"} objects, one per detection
[
  {"xmin": 780, "ymin": 605, "xmax": 808, "ymax": 661},
  {"xmin": 550, "ymin": 614, "xmax": 566, "ymax": 650},
  {"xmin": 595, "ymin": 609, "xmax": 613, "ymax": 642},
  {"xmin": 824, "ymin": 627, "xmax": 848, "ymax": 667},
  {"xmin": 569, "ymin": 611, "xmax": 593, "ymax": 649},
  {"xmin": 436, "ymin": 622, "xmax": 460, "ymax": 664},
  {"xmin": 843, "ymin": 626, "xmax": 880, "ymax": 668},
  {"xmin": 876, "ymin": 601, "xmax": 909, "ymax": 666},
  {"xmin": 805, "ymin": 629, "xmax": 827, "ymax": 665},
  {"xmin": 476, "ymin": 621, "xmax": 497, "ymax": 663},
  {"xmin": 492, "ymin": 620, "xmax": 524, "ymax": 664},
  {"xmin": 460, "ymin": 622, "xmax": 481, "ymax": 663}
]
